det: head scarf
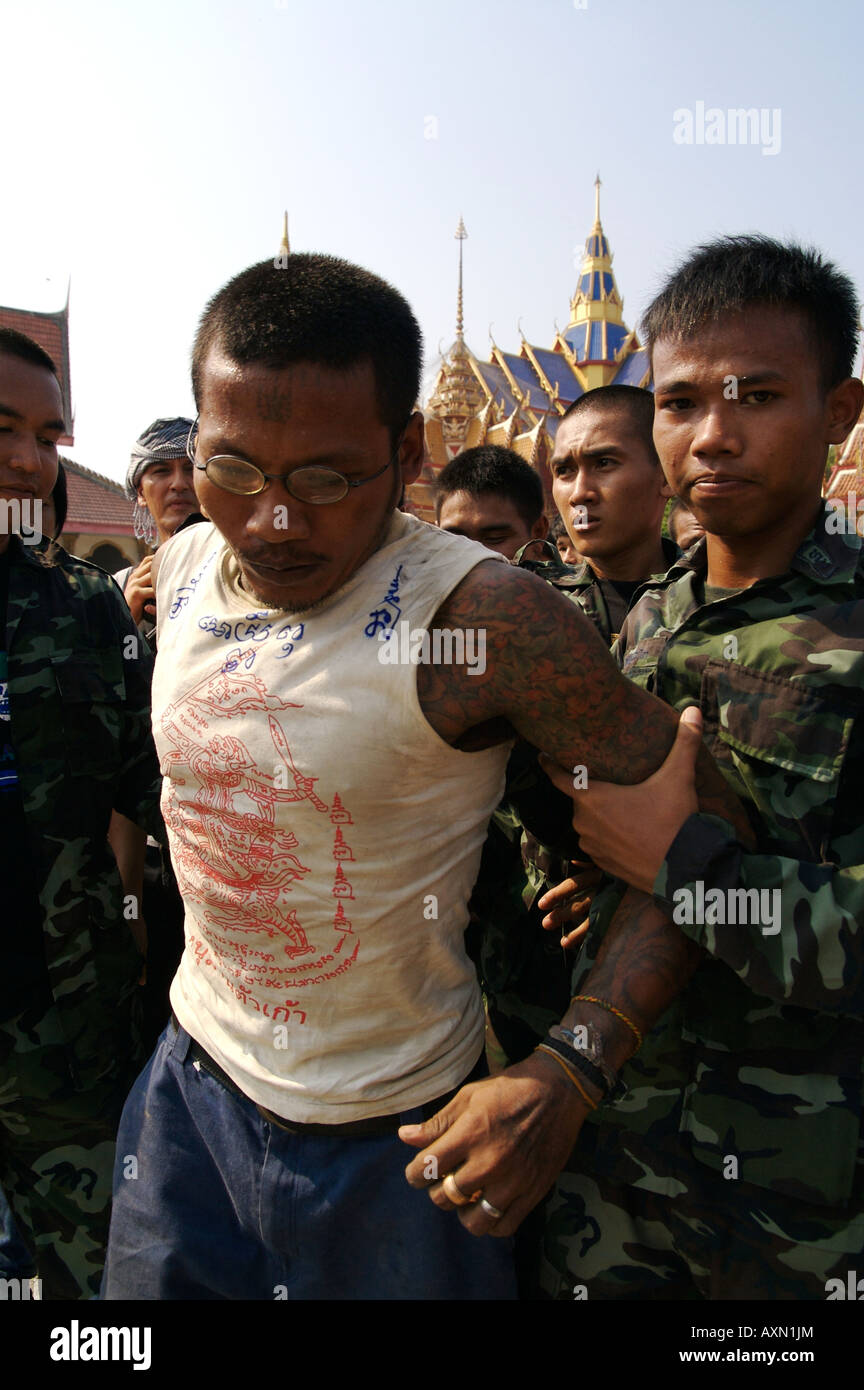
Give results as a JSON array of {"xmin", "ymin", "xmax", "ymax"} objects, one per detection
[{"xmin": 126, "ymin": 417, "xmax": 195, "ymax": 545}]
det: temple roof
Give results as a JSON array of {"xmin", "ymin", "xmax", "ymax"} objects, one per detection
[
  {"xmin": 824, "ymin": 464, "xmax": 860, "ymax": 498},
  {"xmin": 416, "ymin": 182, "xmax": 648, "ymax": 519},
  {"xmin": 562, "ymin": 318, "xmax": 630, "ymax": 364},
  {"xmin": 609, "ymin": 345, "xmax": 650, "ymax": 387}
]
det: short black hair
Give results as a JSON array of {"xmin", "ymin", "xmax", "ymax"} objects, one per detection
[
  {"xmin": 0, "ymin": 326, "xmax": 58, "ymax": 376},
  {"xmin": 434, "ymin": 445, "xmax": 545, "ymax": 528},
  {"xmin": 560, "ymin": 385, "xmax": 659, "ymax": 465},
  {"xmin": 191, "ymin": 254, "xmax": 422, "ymax": 443},
  {"xmin": 548, "ymin": 513, "xmax": 568, "ymax": 543},
  {"xmin": 642, "ymin": 235, "xmax": 860, "ymax": 390},
  {"xmin": 52, "ymin": 459, "xmax": 68, "ymax": 538}
]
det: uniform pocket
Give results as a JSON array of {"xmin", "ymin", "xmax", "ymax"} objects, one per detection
[{"xmin": 699, "ymin": 659, "xmax": 854, "ymax": 859}]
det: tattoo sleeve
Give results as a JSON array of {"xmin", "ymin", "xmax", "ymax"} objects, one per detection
[{"xmin": 421, "ymin": 560, "xmax": 753, "ymax": 845}]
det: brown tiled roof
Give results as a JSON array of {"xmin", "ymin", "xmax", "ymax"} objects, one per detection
[
  {"xmin": 62, "ymin": 458, "xmax": 135, "ymax": 536},
  {"xmin": 0, "ymin": 301, "xmax": 74, "ymax": 444}
]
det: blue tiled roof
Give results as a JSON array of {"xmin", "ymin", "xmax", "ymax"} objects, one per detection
[
  {"xmin": 499, "ymin": 352, "xmax": 549, "ymax": 407},
  {"xmin": 611, "ymin": 347, "xmax": 651, "ymax": 387},
  {"xmin": 476, "ymin": 362, "xmax": 519, "ymax": 415},
  {"xmin": 576, "ymin": 270, "xmax": 615, "ymax": 300},
  {"xmin": 563, "ymin": 320, "xmax": 629, "ymax": 363},
  {"xmin": 530, "ymin": 348, "xmax": 582, "ymax": 402},
  {"xmin": 584, "ymin": 233, "xmax": 610, "ymax": 258},
  {"xmin": 605, "ymin": 322, "xmax": 629, "ymax": 358},
  {"xmin": 563, "ymin": 322, "xmax": 588, "ymax": 359}
]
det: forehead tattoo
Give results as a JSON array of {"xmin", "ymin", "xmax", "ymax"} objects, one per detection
[{"xmin": 252, "ymin": 377, "xmax": 293, "ymax": 424}]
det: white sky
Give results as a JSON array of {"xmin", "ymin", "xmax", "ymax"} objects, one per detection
[{"xmin": 2, "ymin": 0, "xmax": 862, "ymax": 484}]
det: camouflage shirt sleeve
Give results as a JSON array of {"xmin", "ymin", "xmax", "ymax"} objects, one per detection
[{"xmin": 654, "ymin": 807, "xmax": 864, "ymax": 1017}]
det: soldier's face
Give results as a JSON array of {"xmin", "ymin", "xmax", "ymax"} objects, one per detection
[
  {"xmin": 0, "ymin": 354, "xmax": 63, "ymax": 555},
  {"xmin": 436, "ymin": 491, "xmax": 547, "ymax": 560},
  {"xmin": 193, "ymin": 351, "xmax": 423, "ymax": 611},
  {"xmin": 652, "ymin": 307, "xmax": 856, "ymax": 541},
  {"xmin": 550, "ymin": 407, "xmax": 669, "ymax": 565}
]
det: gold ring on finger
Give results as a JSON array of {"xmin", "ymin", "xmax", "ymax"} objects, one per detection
[{"xmin": 442, "ymin": 1173, "xmax": 480, "ymax": 1206}]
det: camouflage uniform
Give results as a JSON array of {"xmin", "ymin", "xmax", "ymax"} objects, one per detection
[
  {"xmin": 519, "ymin": 545, "xmax": 628, "ymax": 647},
  {"xmin": 542, "ymin": 506, "xmax": 864, "ymax": 1300},
  {"xmin": 0, "ymin": 536, "xmax": 161, "ymax": 1299},
  {"xmin": 473, "ymin": 539, "xmax": 679, "ymax": 1065}
]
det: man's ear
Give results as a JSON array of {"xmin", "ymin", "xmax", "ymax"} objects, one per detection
[
  {"xmin": 398, "ymin": 410, "xmax": 425, "ymax": 487},
  {"xmin": 826, "ymin": 376, "xmax": 864, "ymax": 446},
  {"xmin": 531, "ymin": 513, "xmax": 550, "ymax": 540}
]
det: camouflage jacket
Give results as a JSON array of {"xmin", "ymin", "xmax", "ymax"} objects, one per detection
[
  {"xmin": 5, "ymin": 537, "xmax": 162, "ymax": 1088},
  {"xmin": 579, "ymin": 504, "xmax": 864, "ymax": 1208},
  {"xmin": 516, "ymin": 537, "xmax": 680, "ymax": 646}
]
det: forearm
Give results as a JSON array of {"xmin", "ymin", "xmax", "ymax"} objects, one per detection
[{"xmin": 554, "ymin": 886, "xmax": 702, "ymax": 1086}]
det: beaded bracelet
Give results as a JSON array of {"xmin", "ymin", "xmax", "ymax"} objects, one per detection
[{"xmin": 571, "ymin": 995, "xmax": 644, "ymax": 1050}]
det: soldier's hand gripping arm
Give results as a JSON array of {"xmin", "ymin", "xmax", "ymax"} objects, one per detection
[{"xmin": 550, "ymin": 707, "xmax": 864, "ymax": 1017}]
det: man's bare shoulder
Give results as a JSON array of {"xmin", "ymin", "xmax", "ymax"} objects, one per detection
[{"xmin": 433, "ymin": 555, "xmax": 586, "ymax": 624}]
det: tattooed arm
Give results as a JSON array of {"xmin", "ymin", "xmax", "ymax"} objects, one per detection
[
  {"xmin": 403, "ymin": 564, "xmax": 752, "ymax": 1235},
  {"xmin": 418, "ymin": 559, "xmax": 749, "ymax": 837}
]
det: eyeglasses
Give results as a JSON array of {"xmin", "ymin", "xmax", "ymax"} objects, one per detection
[{"xmin": 186, "ymin": 417, "xmax": 409, "ymax": 505}]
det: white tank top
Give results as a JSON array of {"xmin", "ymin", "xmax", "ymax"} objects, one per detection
[{"xmin": 153, "ymin": 511, "xmax": 510, "ymax": 1121}]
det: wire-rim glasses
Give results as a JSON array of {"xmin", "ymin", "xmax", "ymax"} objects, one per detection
[{"xmin": 186, "ymin": 417, "xmax": 409, "ymax": 505}]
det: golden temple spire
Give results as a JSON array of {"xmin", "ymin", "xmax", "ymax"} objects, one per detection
[
  {"xmin": 567, "ymin": 178, "xmax": 624, "ymax": 334},
  {"xmin": 279, "ymin": 210, "xmax": 290, "ymax": 258},
  {"xmin": 455, "ymin": 216, "xmax": 467, "ymax": 341},
  {"xmin": 559, "ymin": 178, "xmax": 631, "ymax": 381}
]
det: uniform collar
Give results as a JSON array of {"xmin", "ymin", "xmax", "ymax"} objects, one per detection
[
  {"xmin": 516, "ymin": 534, "xmax": 680, "ymax": 588},
  {"xmin": 570, "ymin": 534, "xmax": 681, "ymax": 588},
  {"xmin": 3, "ymin": 533, "xmax": 54, "ymax": 570},
  {"xmin": 661, "ymin": 502, "xmax": 861, "ymax": 591}
]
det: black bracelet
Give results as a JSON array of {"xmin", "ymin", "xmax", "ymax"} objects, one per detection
[{"xmin": 540, "ymin": 1034, "xmax": 609, "ymax": 1100}]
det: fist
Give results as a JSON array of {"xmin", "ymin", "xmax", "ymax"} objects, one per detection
[{"xmin": 123, "ymin": 554, "xmax": 156, "ymax": 625}]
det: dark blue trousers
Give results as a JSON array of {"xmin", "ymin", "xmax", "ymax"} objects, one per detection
[{"xmin": 101, "ymin": 1020, "xmax": 517, "ymax": 1300}]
